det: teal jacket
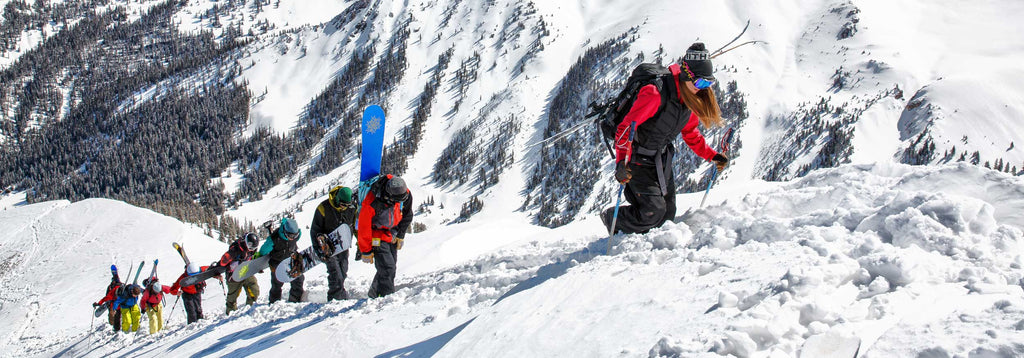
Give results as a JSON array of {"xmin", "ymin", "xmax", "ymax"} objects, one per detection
[{"xmin": 258, "ymin": 228, "xmax": 300, "ymax": 262}]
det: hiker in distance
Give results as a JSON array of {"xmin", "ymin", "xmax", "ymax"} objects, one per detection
[{"xmin": 602, "ymin": 42, "xmax": 730, "ymax": 234}]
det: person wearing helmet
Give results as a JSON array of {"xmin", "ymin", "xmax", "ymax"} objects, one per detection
[
  {"xmin": 257, "ymin": 217, "xmax": 305, "ymax": 303},
  {"xmin": 169, "ymin": 263, "xmax": 212, "ymax": 324},
  {"xmin": 216, "ymin": 233, "xmax": 261, "ymax": 313},
  {"xmin": 311, "ymin": 186, "xmax": 357, "ymax": 301},
  {"xmin": 140, "ymin": 278, "xmax": 171, "ymax": 334},
  {"xmin": 603, "ymin": 42, "xmax": 729, "ymax": 234},
  {"xmin": 357, "ymin": 175, "xmax": 413, "ymax": 298},
  {"xmin": 114, "ymin": 283, "xmax": 143, "ymax": 333}
]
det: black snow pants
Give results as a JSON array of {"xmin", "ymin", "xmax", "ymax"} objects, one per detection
[
  {"xmin": 325, "ymin": 250, "xmax": 349, "ymax": 301},
  {"xmin": 268, "ymin": 259, "xmax": 304, "ymax": 303},
  {"xmin": 368, "ymin": 242, "xmax": 398, "ymax": 298},
  {"xmin": 183, "ymin": 292, "xmax": 204, "ymax": 324},
  {"xmin": 604, "ymin": 144, "xmax": 677, "ymax": 234}
]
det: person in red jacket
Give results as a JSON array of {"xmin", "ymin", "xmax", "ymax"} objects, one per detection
[
  {"xmin": 93, "ymin": 273, "xmax": 122, "ymax": 332},
  {"xmin": 140, "ymin": 278, "xmax": 171, "ymax": 334},
  {"xmin": 357, "ymin": 175, "xmax": 413, "ymax": 298},
  {"xmin": 169, "ymin": 264, "xmax": 216, "ymax": 324},
  {"xmin": 602, "ymin": 42, "xmax": 730, "ymax": 234}
]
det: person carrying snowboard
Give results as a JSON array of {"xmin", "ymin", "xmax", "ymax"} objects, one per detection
[
  {"xmin": 256, "ymin": 217, "xmax": 305, "ymax": 303},
  {"xmin": 214, "ymin": 233, "xmax": 261, "ymax": 313},
  {"xmin": 114, "ymin": 283, "xmax": 143, "ymax": 333},
  {"xmin": 140, "ymin": 278, "xmax": 171, "ymax": 334},
  {"xmin": 93, "ymin": 272, "xmax": 123, "ymax": 332},
  {"xmin": 169, "ymin": 263, "xmax": 213, "ymax": 324},
  {"xmin": 311, "ymin": 186, "xmax": 356, "ymax": 301},
  {"xmin": 602, "ymin": 42, "xmax": 729, "ymax": 234},
  {"xmin": 357, "ymin": 175, "xmax": 413, "ymax": 298}
]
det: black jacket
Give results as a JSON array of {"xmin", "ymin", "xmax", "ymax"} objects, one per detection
[{"xmin": 311, "ymin": 199, "xmax": 356, "ymax": 248}]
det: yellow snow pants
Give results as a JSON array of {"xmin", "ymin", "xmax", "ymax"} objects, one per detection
[
  {"xmin": 120, "ymin": 305, "xmax": 141, "ymax": 333},
  {"xmin": 146, "ymin": 302, "xmax": 164, "ymax": 334}
]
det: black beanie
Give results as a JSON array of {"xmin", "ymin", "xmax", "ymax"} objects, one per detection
[{"xmin": 682, "ymin": 42, "xmax": 715, "ymax": 81}]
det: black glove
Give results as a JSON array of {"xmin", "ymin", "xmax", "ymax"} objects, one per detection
[
  {"xmin": 712, "ymin": 153, "xmax": 729, "ymax": 171},
  {"xmin": 355, "ymin": 251, "xmax": 362, "ymax": 261},
  {"xmin": 614, "ymin": 162, "xmax": 632, "ymax": 184},
  {"xmin": 93, "ymin": 303, "xmax": 101, "ymax": 309}
]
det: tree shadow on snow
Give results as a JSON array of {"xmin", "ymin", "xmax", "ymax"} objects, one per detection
[{"xmin": 373, "ymin": 318, "xmax": 475, "ymax": 358}]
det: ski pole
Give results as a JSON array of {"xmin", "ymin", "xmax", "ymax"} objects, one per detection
[
  {"xmin": 699, "ymin": 127, "xmax": 735, "ymax": 208},
  {"xmin": 606, "ymin": 122, "xmax": 636, "ymax": 255},
  {"xmin": 167, "ymin": 295, "xmax": 180, "ymax": 325}
]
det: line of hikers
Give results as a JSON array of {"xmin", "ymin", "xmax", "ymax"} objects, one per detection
[
  {"xmin": 93, "ymin": 174, "xmax": 413, "ymax": 334},
  {"xmin": 91, "ymin": 40, "xmax": 731, "ymax": 335}
]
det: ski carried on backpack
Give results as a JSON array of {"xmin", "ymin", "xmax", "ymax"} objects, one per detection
[
  {"xmin": 131, "ymin": 261, "xmax": 146, "ymax": 285},
  {"xmin": 172, "ymin": 242, "xmax": 197, "ymax": 275},
  {"xmin": 147, "ymin": 259, "xmax": 159, "ymax": 282}
]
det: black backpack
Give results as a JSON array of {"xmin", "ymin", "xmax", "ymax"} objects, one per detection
[{"xmin": 593, "ymin": 63, "xmax": 673, "ymax": 156}]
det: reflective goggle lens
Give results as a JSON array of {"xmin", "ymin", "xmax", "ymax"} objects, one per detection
[{"xmin": 694, "ymin": 78, "xmax": 715, "ymax": 90}]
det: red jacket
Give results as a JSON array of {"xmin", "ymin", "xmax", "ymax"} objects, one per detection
[
  {"xmin": 614, "ymin": 63, "xmax": 717, "ymax": 163},
  {"xmin": 169, "ymin": 269, "xmax": 209, "ymax": 295},
  {"xmin": 140, "ymin": 285, "xmax": 171, "ymax": 310},
  {"xmin": 357, "ymin": 179, "xmax": 413, "ymax": 253},
  {"xmin": 95, "ymin": 284, "xmax": 120, "ymax": 306}
]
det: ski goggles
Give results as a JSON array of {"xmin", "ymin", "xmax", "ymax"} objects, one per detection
[
  {"xmin": 285, "ymin": 230, "xmax": 300, "ymax": 240},
  {"xmin": 694, "ymin": 77, "xmax": 715, "ymax": 90}
]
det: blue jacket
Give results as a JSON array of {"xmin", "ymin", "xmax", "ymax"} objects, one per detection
[{"xmin": 114, "ymin": 284, "xmax": 141, "ymax": 310}]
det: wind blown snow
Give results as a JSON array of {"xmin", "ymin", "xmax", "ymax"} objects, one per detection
[{"xmin": 3, "ymin": 162, "xmax": 1023, "ymax": 357}]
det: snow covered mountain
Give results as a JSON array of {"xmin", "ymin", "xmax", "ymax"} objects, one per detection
[
  {"xmin": 0, "ymin": 0, "xmax": 1022, "ymax": 356},
  {"xmin": 1, "ymin": 0, "xmax": 1021, "ymax": 233}
]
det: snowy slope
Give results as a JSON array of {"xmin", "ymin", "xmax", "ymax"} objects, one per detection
[
  {"xmin": 0, "ymin": 199, "xmax": 229, "ymax": 357},
  {"xmin": 4, "ymin": 163, "xmax": 1022, "ymax": 357}
]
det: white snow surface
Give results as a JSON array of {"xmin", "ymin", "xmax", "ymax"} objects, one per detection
[{"xmin": 3, "ymin": 163, "xmax": 1024, "ymax": 357}]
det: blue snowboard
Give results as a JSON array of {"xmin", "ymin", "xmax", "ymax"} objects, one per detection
[
  {"xmin": 360, "ymin": 105, "xmax": 386, "ymax": 182},
  {"xmin": 357, "ymin": 105, "xmax": 387, "ymax": 227}
]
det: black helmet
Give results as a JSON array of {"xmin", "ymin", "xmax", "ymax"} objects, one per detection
[
  {"xmin": 385, "ymin": 176, "xmax": 409, "ymax": 202},
  {"xmin": 243, "ymin": 232, "xmax": 259, "ymax": 251}
]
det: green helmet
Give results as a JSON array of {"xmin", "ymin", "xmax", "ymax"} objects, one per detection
[{"xmin": 330, "ymin": 186, "xmax": 353, "ymax": 208}]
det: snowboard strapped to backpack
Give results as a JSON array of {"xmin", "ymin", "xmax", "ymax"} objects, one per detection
[{"xmin": 593, "ymin": 63, "xmax": 674, "ymax": 158}]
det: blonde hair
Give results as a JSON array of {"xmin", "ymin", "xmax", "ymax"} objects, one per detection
[{"xmin": 679, "ymin": 86, "xmax": 723, "ymax": 128}]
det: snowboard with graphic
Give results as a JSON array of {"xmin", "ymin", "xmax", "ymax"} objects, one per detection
[
  {"xmin": 273, "ymin": 224, "xmax": 353, "ymax": 283},
  {"xmin": 231, "ymin": 256, "xmax": 270, "ymax": 282}
]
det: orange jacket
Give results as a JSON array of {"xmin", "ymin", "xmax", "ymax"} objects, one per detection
[{"xmin": 357, "ymin": 180, "xmax": 413, "ymax": 253}]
